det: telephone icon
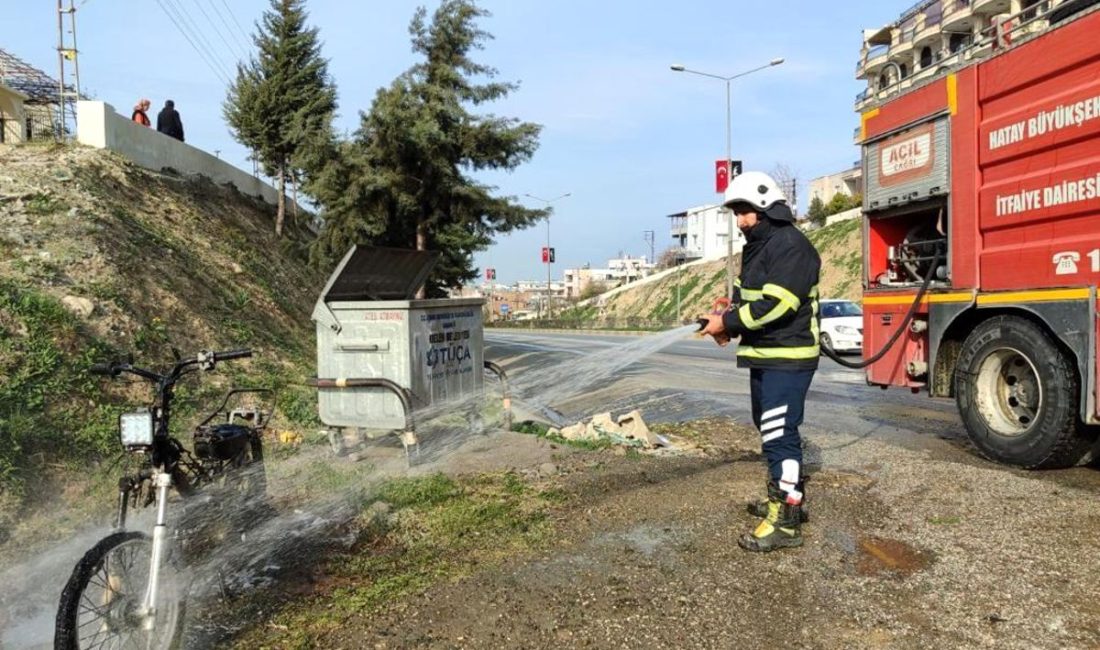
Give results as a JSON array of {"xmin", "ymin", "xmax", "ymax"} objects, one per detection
[{"xmin": 1052, "ymin": 251, "xmax": 1080, "ymax": 276}]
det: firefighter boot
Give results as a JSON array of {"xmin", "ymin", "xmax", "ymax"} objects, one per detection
[
  {"xmin": 739, "ymin": 490, "xmax": 803, "ymax": 552},
  {"xmin": 746, "ymin": 480, "xmax": 809, "ymax": 523}
]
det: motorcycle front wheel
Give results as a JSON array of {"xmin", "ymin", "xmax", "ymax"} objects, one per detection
[{"xmin": 55, "ymin": 531, "xmax": 184, "ymax": 650}]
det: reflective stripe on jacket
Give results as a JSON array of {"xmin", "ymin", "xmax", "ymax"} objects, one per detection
[{"xmin": 722, "ymin": 217, "xmax": 822, "ymax": 369}]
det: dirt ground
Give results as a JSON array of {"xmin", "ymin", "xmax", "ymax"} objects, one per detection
[{"xmin": 227, "ymin": 420, "xmax": 1100, "ymax": 650}]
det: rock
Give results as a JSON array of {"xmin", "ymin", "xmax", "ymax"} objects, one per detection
[
  {"xmin": 617, "ymin": 410, "xmax": 661, "ymax": 448},
  {"xmin": 61, "ymin": 295, "xmax": 95, "ymax": 318},
  {"xmin": 67, "ymin": 207, "xmax": 79, "ymax": 219},
  {"xmin": 230, "ymin": 262, "xmax": 243, "ymax": 274},
  {"xmin": 560, "ymin": 423, "xmax": 588, "ymax": 440},
  {"xmin": 539, "ymin": 462, "xmax": 558, "ymax": 476},
  {"xmin": 590, "ymin": 412, "xmax": 622, "ymax": 434},
  {"xmin": 547, "ymin": 427, "xmax": 562, "ymax": 437}
]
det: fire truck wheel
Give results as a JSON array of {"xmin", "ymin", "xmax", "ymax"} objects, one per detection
[{"xmin": 955, "ymin": 315, "xmax": 1095, "ymax": 469}]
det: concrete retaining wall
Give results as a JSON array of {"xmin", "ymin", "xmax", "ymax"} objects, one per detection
[
  {"xmin": 825, "ymin": 207, "xmax": 862, "ymax": 227},
  {"xmin": 579, "ymin": 255, "xmax": 721, "ymax": 308},
  {"xmin": 76, "ymin": 100, "xmax": 281, "ymax": 206}
]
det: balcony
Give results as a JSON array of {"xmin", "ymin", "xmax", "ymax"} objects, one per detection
[
  {"xmin": 854, "ymin": 88, "xmax": 872, "ymax": 111},
  {"xmin": 857, "ymin": 44, "xmax": 890, "ymax": 78},
  {"xmin": 972, "ymin": 0, "xmax": 1012, "ymax": 15},
  {"xmin": 891, "ymin": 26, "xmax": 917, "ymax": 57},
  {"xmin": 942, "ymin": 0, "xmax": 975, "ymax": 30},
  {"xmin": 914, "ymin": 11, "xmax": 943, "ymax": 47}
]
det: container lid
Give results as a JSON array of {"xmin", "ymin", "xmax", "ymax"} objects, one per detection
[{"xmin": 320, "ymin": 245, "xmax": 440, "ymax": 302}]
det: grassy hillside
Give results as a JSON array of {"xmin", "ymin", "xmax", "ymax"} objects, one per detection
[
  {"xmin": 563, "ymin": 218, "xmax": 863, "ymax": 326},
  {"xmin": 0, "ymin": 143, "xmax": 325, "ymax": 542}
]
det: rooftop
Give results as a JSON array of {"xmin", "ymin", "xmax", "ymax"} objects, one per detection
[{"xmin": 0, "ymin": 47, "xmax": 76, "ymax": 104}]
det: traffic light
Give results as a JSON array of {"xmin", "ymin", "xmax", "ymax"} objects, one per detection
[
  {"xmin": 541, "ymin": 247, "xmax": 549, "ymax": 263},
  {"xmin": 549, "ymin": 247, "xmax": 555, "ymax": 263}
]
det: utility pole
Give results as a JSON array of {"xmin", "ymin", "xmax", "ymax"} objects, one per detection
[
  {"xmin": 525, "ymin": 192, "xmax": 571, "ymax": 320},
  {"xmin": 643, "ymin": 230, "xmax": 655, "ymax": 264},
  {"xmin": 670, "ymin": 58, "xmax": 784, "ymax": 297},
  {"xmin": 56, "ymin": 0, "xmax": 81, "ymax": 141}
]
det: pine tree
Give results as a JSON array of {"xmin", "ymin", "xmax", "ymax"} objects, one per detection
[
  {"xmin": 807, "ymin": 196, "xmax": 827, "ymax": 227},
  {"xmin": 224, "ymin": 0, "xmax": 336, "ymax": 236},
  {"xmin": 310, "ymin": 0, "xmax": 545, "ymax": 296}
]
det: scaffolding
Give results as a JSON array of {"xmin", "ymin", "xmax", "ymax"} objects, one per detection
[{"xmin": 0, "ymin": 47, "xmax": 78, "ymax": 141}]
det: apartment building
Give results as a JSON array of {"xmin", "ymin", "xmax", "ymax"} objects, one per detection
[
  {"xmin": 809, "ymin": 165, "xmax": 863, "ymax": 206},
  {"xmin": 668, "ymin": 204, "xmax": 746, "ymax": 262},
  {"xmin": 854, "ymin": 0, "xmax": 1086, "ymax": 118},
  {"xmin": 562, "ymin": 255, "xmax": 655, "ymax": 299}
]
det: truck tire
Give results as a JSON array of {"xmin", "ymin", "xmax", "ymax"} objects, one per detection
[{"xmin": 955, "ymin": 315, "xmax": 1094, "ymax": 468}]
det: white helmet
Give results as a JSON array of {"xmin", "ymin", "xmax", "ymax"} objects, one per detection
[{"xmin": 723, "ymin": 171, "xmax": 787, "ymax": 211}]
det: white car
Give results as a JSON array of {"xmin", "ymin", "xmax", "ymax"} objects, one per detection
[{"xmin": 819, "ymin": 299, "xmax": 863, "ymax": 354}]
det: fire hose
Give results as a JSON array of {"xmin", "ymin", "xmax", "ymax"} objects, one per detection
[{"xmin": 698, "ymin": 250, "xmax": 942, "ymax": 370}]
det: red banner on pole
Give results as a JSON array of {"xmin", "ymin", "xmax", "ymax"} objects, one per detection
[{"xmin": 715, "ymin": 160, "xmax": 729, "ymax": 193}]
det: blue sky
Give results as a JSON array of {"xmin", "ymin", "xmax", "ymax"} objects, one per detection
[{"xmin": 2, "ymin": 1, "xmax": 903, "ymax": 285}]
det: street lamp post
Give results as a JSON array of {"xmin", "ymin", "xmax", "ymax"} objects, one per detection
[
  {"xmin": 670, "ymin": 58, "xmax": 784, "ymax": 299},
  {"xmin": 525, "ymin": 192, "xmax": 571, "ymax": 320}
]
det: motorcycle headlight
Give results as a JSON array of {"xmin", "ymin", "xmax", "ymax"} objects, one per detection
[
  {"xmin": 119, "ymin": 411, "xmax": 154, "ymax": 448},
  {"xmin": 836, "ymin": 325, "xmax": 860, "ymax": 336}
]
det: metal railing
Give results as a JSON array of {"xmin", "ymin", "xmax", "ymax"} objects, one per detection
[{"xmin": 857, "ymin": 45, "xmax": 890, "ymax": 73}]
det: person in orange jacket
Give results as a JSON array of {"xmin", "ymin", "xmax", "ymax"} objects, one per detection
[{"xmin": 131, "ymin": 99, "xmax": 151, "ymax": 127}]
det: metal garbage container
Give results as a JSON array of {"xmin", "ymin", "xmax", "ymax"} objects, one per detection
[{"xmin": 311, "ymin": 246, "xmax": 490, "ymax": 444}]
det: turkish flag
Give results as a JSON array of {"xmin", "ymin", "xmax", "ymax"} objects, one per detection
[{"xmin": 715, "ymin": 160, "xmax": 729, "ymax": 193}]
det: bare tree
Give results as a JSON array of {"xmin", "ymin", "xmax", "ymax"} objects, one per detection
[
  {"xmin": 771, "ymin": 163, "xmax": 800, "ymax": 217},
  {"xmin": 656, "ymin": 246, "xmax": 683, "ymax": 270}
]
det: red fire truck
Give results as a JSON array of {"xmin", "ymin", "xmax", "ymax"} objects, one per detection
[{"xmin": 858, "ymin": 1, "xmax": 1100, "ymax": 468}]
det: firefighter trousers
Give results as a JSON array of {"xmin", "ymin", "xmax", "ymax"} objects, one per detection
[{"xmin": 749, "ymin": 367, "xmax": 815, "ymax": 500}]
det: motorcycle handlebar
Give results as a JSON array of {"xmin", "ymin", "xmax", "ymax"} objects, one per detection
[
  {"xmin": 214, "ymin": 349, "xmax": 252, "ymax": 362},
  {"xmin": 89, "ymin": 348, "xmax": 254, "ymax": 381}
]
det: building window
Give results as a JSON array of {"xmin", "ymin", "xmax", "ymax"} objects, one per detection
[
  {"xmin": 879, "ymin": 71, "xmax": 890, "ymax": 89},
  {"xmin": 1021, "ymin": 0, "xmax": 1042, "ymax": 21},
  {"xmin": 948, "ymin": 33, "xmax": 969, "ymax": 53},
  {"xmin": 899, "ymin": 63, "xmax": 909, "ymax": 79},
  {"xmin": 919, "ymin": 46, "xmax": 933, "ymax": 68}
]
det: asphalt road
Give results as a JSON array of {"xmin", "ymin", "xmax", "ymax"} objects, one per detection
[{"xmin": 485, "ymin": 328, "xmax": 1099, "ymax": 489}]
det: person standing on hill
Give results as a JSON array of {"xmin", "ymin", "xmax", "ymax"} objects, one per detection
[
  {"xmin": 131, "ymin": 99, "xmax": 151, "ymax": 127},
  {"xmin": 156, "ymin": 100, "xmax": 185, "ymax": 142}
]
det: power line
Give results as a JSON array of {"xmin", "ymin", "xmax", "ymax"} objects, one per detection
[
  {"xmin": 219, "ymin": 0, "xmax": 252, "ymax": 49},
  {"xmin": 154, "ymin": 0, "xmax": 230, "ymax": 86},
  {"xmin": 192, "ymin": 0, "xmax": 248, "ymax": 62},
  {"xmin": 163, "ymin": 0, "xmax": 233, "ymax": 81},
  {"xmin": 205, "ymin": 0, "xmax": 251, "ymax": 59}
]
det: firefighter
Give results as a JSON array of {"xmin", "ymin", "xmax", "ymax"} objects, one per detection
[{"xmin": 698, "ymin": 170, "xmax": 821, "ymax": 552}]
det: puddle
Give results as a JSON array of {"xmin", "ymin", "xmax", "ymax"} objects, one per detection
[
  {"xmin": 594, "ymin": 524, "xmax": 676, "ymax": 557},
  {"xmin": 856, "ymin": 536, "xmax": 934, "ymax": 578}
]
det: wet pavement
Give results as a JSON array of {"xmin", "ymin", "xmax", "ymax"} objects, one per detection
[{"xmin": 485, "ymin": 329, "xmax": 1100, "ymax": 490}]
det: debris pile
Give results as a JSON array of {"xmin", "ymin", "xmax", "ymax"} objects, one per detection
[{"xmin": 549, "ymin": 410, "xmax": 700, "ymax": 455}]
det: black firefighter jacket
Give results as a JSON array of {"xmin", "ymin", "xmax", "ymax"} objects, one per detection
[{"xmin": 721, "ymin": 217, "xmax": 822, "ymax": 370}]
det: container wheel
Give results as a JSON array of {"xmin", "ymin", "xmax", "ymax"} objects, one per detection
[{"xmin": 954, "ymin": 315, "xmax": 1095, "ymax": 468}]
